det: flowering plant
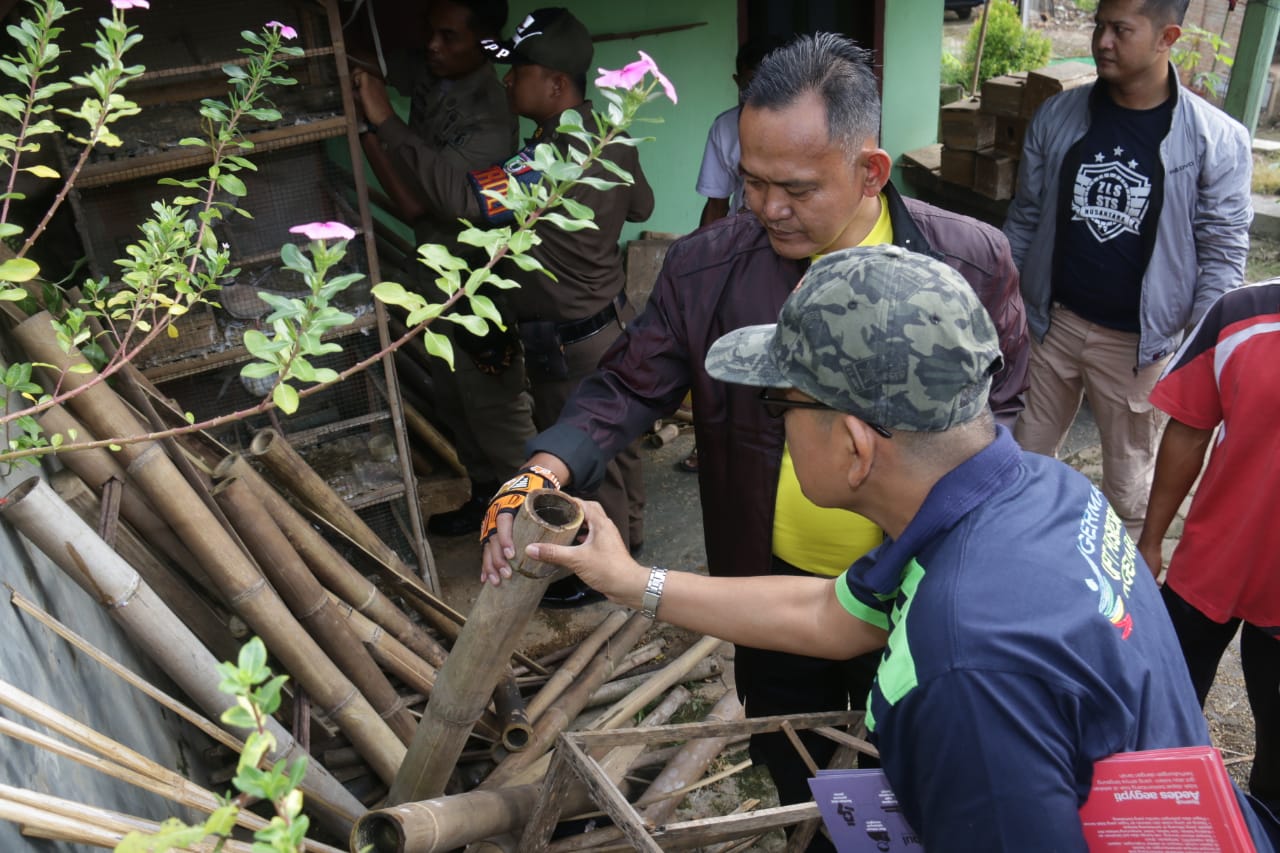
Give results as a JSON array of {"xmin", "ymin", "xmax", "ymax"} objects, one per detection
[{"xmin": 0, "ymin": 0, "xmax": 677, "ymax": 469}]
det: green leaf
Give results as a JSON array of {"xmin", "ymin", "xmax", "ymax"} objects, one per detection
[
  {"xmin": 444, "ymin": 312, "xmax": 488, "ymax": 336},
  {"xmin": 240, "ymin": 361, "xmax": 279, "ymax": 379},
  {"xmin": 559, "ymin": 196, "xmax": 596, "ymax": 222},
  {"xmin": 468, "ymin": 292, "xmax": 503, "ymax": 326},
  {"xmin": 417, "ymin": 242, "xmax": 470, "ymax": 272},
  {"xmin": 273, "ymin": 382, "xmax": 299, "ymax": 414},
  {"xmin": 20, "ymin": 163, "xmax": 58, "ymax": 179},
  {"xmin": 0, "ymin": 222, "xmax": 23, "ymax": 239},
  {"xmin": 421, "ymin": 328, "xmax": 454, "ymax": 370},
  {"xmin": 66, "ymin": 362, "xmax": 93, "ymax": 374},
  {"xmin": 540, "ymin": 212, "xmax": 598, "ymax": 232},
  {"xmin": 216, "ymin": 173, "xmax": 247, "ymax": 197},
  {"xmin": 0, "ymin": 257, "xmax": 40, "ymax": 282}
]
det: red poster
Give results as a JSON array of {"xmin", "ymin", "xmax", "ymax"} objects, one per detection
[{"xmin": 1079, "ymin": 746, "xmax": 1253, "ymax": 852}]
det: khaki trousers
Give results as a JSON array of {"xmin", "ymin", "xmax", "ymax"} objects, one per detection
[{"xmin": 1013, "ymin": 304, "xmax": 1169, "ymax": 538}]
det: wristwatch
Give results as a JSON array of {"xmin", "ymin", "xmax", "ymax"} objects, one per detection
[{"xmin": 640, "ymin": 567, "xmax": 668, "ymax": 620}]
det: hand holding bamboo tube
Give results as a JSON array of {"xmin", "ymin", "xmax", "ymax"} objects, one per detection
[{"xmin": 387, "ymin": 489, "xmax": 584, "ymax": 805}]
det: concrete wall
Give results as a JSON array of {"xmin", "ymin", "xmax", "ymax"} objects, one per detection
[
  {"xmin": 883, "ymin": 0, "xmax": 947, "ymax": 189},
  {"xmin": 0, "ymin": 464, "xmax": 203, "ymax": 850}
]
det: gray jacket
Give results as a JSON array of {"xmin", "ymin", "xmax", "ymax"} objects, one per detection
[{"xmin": 1003, "ymin": 73, "xmax": 1252, "ymax": 367}]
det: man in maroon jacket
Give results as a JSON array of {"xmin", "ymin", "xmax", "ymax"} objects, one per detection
[{"xmin": 480, "ymin": 33, "xmax": 1029, "ymax": 849}]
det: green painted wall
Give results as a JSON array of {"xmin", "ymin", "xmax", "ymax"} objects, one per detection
[
  {"xmin": 881, "ymin": 0, "xmax": 945, "ymax": 192},
  {"xmin": 507, "ymin": 0, "xmax": 739, "ymax": 241}
]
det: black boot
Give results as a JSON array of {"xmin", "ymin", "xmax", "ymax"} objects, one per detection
[
  {"xmin": 540, "ymin": 575, "xmax": 605, "ymax": 609},
  {"xmin": 428, "ymin": 480, "xmax": 497, "ymax": 537}
]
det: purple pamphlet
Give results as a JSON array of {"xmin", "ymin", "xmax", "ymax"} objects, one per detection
[{"xmin": 808, "ymin": 769, "xmax": 924, "ymax": 852}]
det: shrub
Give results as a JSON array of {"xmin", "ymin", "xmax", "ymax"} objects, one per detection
[{"xmin": 947, "ymin": 1, "xmax": 1052, "ymax": 93}]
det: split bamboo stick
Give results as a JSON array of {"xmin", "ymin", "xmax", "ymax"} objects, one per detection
[
  {"xmin": 9, "ymin": 589, "xmax": 244, "ymax": 754},
  {"xmin": 479, "ymin": 612, "xmax": 652, "ymax": 790},
  {"xmin": 0, "ymin": 785, "xmax": 266, "ymax": 852},
  {"xmin": 526, "ymin": 609, "xmax": 629, "ymax": 722},
  {"xmin": 0, "ymin": 477, "xmax": 365, "ymax": 830},
  {"xmin": 50, "ymin": 469, "xmax": 238, "ymax": 662},
  {"xmin": 585, "ymin": 655, "xmax": 725, "ymax": 710},
  {"xmin": 217, "ymin": 453, "xmax": 449, "ymax": 669},
  {"xmin": 211, "ymin": 473, "xmax": 417, "ymax": 745},
  {"xmin": 10, "ymin": 318, "xmax": 408, "ymax": 785},
  {"xmin": 387, "ymin": 490, "xmax": 584, "ymax": 804},
  {"xmin": 0, "ymin": 714, "xmax": 270, "ymax": 835},
  {"xmin": 543, "ymin": 690, "xmax": 745, "ymax": 853},
  {"xmin": 590, "ymin": 635, "xmax": 729, "ymax": 731}
]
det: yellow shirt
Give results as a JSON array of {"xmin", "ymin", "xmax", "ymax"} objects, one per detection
[{"xmin": 770, "ymin": 196, "xmax": 891, "ymax": 576}]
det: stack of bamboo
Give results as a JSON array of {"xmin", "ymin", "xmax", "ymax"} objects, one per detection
[{"xmin": 1, "ymin": 307, "xmax": 756, "ymax": 849}]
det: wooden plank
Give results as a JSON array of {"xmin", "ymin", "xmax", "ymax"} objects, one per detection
[
  {"xmin": 564, "ymin": 710, "xmax": 862, "ymax": 750},
  {"xmin": 561, "ymin": 736, "xmax": 663, "ymax": 853},
  {"xmin": 901, "ymin": 143, "xmax": 943, "ymax": 173},
  {"xmin": 650, "ymin": 803, "xmax": 818, "ymax": 848},
  {"xmin": 974, "ymin": 150, "xmax": 1017, "ymax": 201},
  {"xmin": 519, "ymin": 746, "xmax": 573, "ymax": 852}
]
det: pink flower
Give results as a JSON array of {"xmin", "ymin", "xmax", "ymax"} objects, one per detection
[
  {"xmin": 265, "ymin": 20, "xmax": 298, "ymax": 39},
  {"xmin": 595, "ymin": 51, "xmax": 677, "ymax": 103},
  {"xmin": 289, "ymin": 221, "xmax": 355, "ymax": 241},
  {"xmin": 111, "ymin": 0, "xmax": 150, "ymax": 8}
]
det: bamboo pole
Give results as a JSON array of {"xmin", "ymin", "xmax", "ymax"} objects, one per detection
[
  {"xmin": 0, "ymin": 477, "xmax": 365, "ymax": 830},
  {"xmin": 211, "ymin": 473, "xmax": 417, "ymax": 745},
  {"xmin": 526, "ymin": 609, "xmax": 629, "ymax": 722},
  {"xmin": 400, "ymin": 397, "xmax": 467, "ymax": 477},
  {"xmin": 480, "ymin": 612, "xmax": 652, "ymax": 790},
  {"xmin": 49, "ymin": 469, "xmax": 238, "ymax": 662},
  {"xmin": 387, "ymin": 490, "xmax": 584, "ymax": 804},
  {"xmin": 352, "ymin": 684, "xmax": 690, "ymax": 853},
  {"xmin": 10, "ymin": 318, "xmax": 407, "ymax": 784},
  {"xmin": 217, "ymin": 453, "xmax": 449, "ymax": 669},
  {"xmin": 37, "ymin": 404, "xmax": 214, "ymax": 595}
]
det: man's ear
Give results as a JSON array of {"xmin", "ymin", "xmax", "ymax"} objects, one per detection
[
  {"xmin": 1158, "ymin": 23, "xmax": 1182, "ymax": 52},
  {"xmin": 860, "ymin": 146, "xmax": 893, "ymax": 198},
  {"xmin": 841, "ymin": 414, "xmax": 879, "ymax": 490}
]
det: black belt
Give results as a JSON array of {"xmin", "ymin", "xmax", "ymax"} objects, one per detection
[{"xmin": 557, "ymin": 299, "xmax": 620, "ymax": 346}]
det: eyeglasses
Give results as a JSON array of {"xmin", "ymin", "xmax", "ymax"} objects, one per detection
[{"xmin": 758, "ymin": 389, "xmax": 893, "ymax": 438}]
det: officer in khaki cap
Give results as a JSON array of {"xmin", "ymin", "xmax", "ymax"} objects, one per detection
[{"xmin": 519, "ymin": 245, "xmax": 1277, "ymax": 850}]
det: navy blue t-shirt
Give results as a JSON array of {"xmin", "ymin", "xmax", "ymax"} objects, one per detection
[
  {"xmin": 836, "ymin": 427, "xmax": 1272, "ymax": 850},
  {"xmin": 1052, "ymin": 91, "xmax": 1172, "ymax": 332}
]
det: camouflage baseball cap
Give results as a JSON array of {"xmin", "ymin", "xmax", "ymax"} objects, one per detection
[{"xmin": 704, "ymin": 245, "xmax": 1003, "ymax": 432}]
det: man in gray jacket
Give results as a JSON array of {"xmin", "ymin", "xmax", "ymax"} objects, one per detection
[{"xmin": 1003, "ymin": 0, "xmax": 1250, "ymax": 537}]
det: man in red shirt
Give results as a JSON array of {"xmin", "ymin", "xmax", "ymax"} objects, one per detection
[{"xmin": 1139, "ymin": 280, "xmax": 1280, "ymax": 816}]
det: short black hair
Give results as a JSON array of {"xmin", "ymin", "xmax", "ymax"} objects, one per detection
[
  {"xmin": 451, "ymin": 0, "xmax": 508, "ymax": 39},
  {"xmin": 1135, "ymin": 0, "xmax": 1190, "ymax": 26},
  {"xmin": 743, "ymin": 32, "xmax": 881, "ymax": 158}
]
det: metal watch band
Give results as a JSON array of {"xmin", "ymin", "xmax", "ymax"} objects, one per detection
[{"xmin": 640, "ymin": 566, "xmax": 667, "ymax": 620}]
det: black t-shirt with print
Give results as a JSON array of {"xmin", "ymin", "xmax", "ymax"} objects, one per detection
[{"xmin": 1052, "ymin": 90, "xmax": 1173, "ymax": 333}]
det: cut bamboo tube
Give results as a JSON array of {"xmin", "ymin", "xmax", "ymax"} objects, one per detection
[
  {"xmin": 37, "ymin": 404, "xmax": 213, "ymax": 595},
  {"xmin": 493, "ymin": 675, "xmax": 532, "ymax": 753},
  {"xmin": 211, "ymin": 473, "xmax": 417, "ymax": 745},
  {"xmin": 387, "ymin": 490, "xmax": 584, "ymax": 804},
  {"xmin": 526, "ymin": 609, "xmax": 629, "ymax": 722},
  {"xmin": 10, "ymin": 320, "xmax": 407, "ymax": 784},
  {"xmin": 480, "ymin": 612, "xmax": 652, "ymax": 790},
  {"xmin": 49, "ymin": 469, "xmax": 238, "ymax": 662},
  {"xmin": 217, "ymin": 453, "xmax": 449, "ymax": 669},
  {"xmin": 353, "ymin": 684, "xmax": 689, "ymax": 853},
  {"xmin": 0, "ymin": 477, "xmax": 365, "ymax": 830}
]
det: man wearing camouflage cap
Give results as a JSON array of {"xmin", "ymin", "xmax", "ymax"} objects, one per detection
[{"xmin": 525, "ymin": 245, "xmax": 1277, "ymax": 849}]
